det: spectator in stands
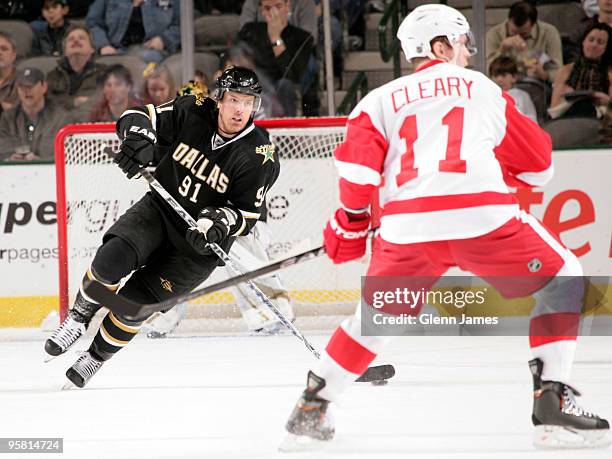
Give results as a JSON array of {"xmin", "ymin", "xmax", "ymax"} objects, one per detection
[
  {"xmin": 583, "ymin": 0, "xmax": 600, "ymax": 18},
  {"xmin": 47, "ymin": 24, "xmax": 107, "ymax": 113},
  {"xmin": 85, "ymin": 0, "xmax": 181, "ymax": 64},
  {"xmin": 550, "ymin": 22, "xmax": 612, "ymax": 119},
  {"xmin": 486, "ymin": 1, "xmax": 563, "ymax": 83},
  {"xmin": 89, "ymin": 64, "xmax": 140, "ymax": 122},
  {"xmin": 141, "ymin": 63, "xmax": 175, "ymax": 106},
  {"xmin": 0, "ymin": 32, "xmax": 18, "ymax": 115},
  {"xmin": 570, "ymin": 0, "xmax": 612, "ymax": 63},
  {"xmin": 490, "ymin": 56, "xmax": 538, "ymax": 123},
  {"xmin": 30, "ymin": 0, "xmax": 71, "ymax": 57},
  {"xmin": 239, "ymin": 0, "xmax": 315, "ymax": 116},
  {"xmin": 194, "ymin": 70, "xmax": 210, "ymax": 93},
  {"xmin": 240, "ymin": 0, "xmax": 317, "ymax": 43},
  {"xmin": 0, "ymin": 67, "xmax": 75, "ymax": 161}
]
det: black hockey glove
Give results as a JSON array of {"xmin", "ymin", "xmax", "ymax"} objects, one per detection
[
  {"xmin": 115, "ymin": 127, "xmax": 156, "ymax": 179},
  {"xmin": 185, "ymin": 206, "xmax": 238, "ymax": 254}
]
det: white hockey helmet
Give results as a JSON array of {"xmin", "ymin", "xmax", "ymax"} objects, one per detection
[{"xmin": 397, "ymin": 4, "xmax": 476, "ymax": 61}]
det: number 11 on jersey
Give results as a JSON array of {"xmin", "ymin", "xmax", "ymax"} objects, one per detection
[{"xmin": 396, "ymin": 106, "xmax": 466, "ymax": 187}]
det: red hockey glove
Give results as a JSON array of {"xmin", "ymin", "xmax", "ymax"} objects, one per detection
[{"xmin": 323, "ymin": 208, "xmax": 370, "ymax": 264}]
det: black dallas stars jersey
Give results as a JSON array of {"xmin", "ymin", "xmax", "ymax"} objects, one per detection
[{"xmin": 116, "ymin": 95, "xmax": 280, "ymax": 237}]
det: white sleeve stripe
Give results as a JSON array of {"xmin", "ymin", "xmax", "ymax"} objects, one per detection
[
  {"xmin": 121, "ymin": 109, "xmax": 149, "ymax": 119},
  {"xmin": 156, "ymin": 106, "xmax": 174, "ymax": 113},
  {"xmin": 335, "ymin": 159, "xmax": 381, "ymax": 186},
  {"xmin": 515, "ymin": 164, "xmax": 554, "ymax": 186},
  {"xmin": 232, "ymin": 219, "xmax": 247, "ymax": 236},
  {"xmin": 239, "ymin": 209, "xmax": 261, "ymax": 219},
  {"xmin": 146, "ymin": 104, "xmax": 157, "ymax": 130}
]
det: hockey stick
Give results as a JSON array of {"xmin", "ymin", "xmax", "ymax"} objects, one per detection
[{"xmin": 94, "ymin": 148, "xmax": 393, "ymax": 383}]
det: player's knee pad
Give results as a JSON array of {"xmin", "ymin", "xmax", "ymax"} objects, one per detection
[
  {"xmin": 91, "ymin": 236, "xmax": 139, "ymax": 284},
  {"xmin": 532, "ymin": 258, "xmax": 585, "ymax": 317}
]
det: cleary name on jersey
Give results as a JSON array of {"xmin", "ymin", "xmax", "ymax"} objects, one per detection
[{"xmin": 116, "ymin": 94, "xmax": 280, "ymax": 237}]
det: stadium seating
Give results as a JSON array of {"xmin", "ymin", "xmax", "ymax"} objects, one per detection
[
  {"xmin": 543, "ymin": 117, "xmax": 602, "ymax": 148},
  {"xmin": 162, "ymin": 52, "xmax": 220, "ymax": 88},
  {"xmin": 0, "ymin": 20, "xmax": 33, "ymax": 57},
  {"xmin": 194, "ymin": 14, "xmax": 240, "ymax": 52},
  {"xmin": 16, "ymin": 56, "xmax": 59, "ymax": 75}
]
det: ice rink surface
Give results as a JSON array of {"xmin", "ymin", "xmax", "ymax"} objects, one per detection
[{"xmin": 0, "ymin": 331, "xmax": 610, "ymax": 459}]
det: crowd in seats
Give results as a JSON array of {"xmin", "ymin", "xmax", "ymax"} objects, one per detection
[{"xmin": 0, "ymin": 0, "xmax": 610, "ymax": 163}]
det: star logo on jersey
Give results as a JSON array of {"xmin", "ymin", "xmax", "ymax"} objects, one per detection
[
  {"xmin": 255, "ymin": 144, "xmax": 275, "ymax": 164},
  {"xmin": 160, "ymin": 277, "xmax": 173, "ymax": 292}
]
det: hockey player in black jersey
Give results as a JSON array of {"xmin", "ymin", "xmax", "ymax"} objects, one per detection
[{"xmin": 44, "ymin": 67, "xmax": 280, "ymax": 388}]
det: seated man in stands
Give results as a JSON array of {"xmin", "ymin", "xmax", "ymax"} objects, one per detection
[
  {"xmin": 30, "ymin": 0, "xmax": 71, "ymax": 57},
  {"xmin": 46, "ymin": 24, "xmax": 107, "ymax": 114},
  {"xmin": 0, "ymin": 67, "xmax": 75, "ymax": 161},
  {"xmin": 238, "ymin": 0, "xmax": 314, "ymax": 116},
  {"xmin": 551, "ymin": 22, "xmax": 612, "ymax": 119},
  {"xmin": 0, "ymin": 32, "xmax": 18, "ymax": 116},
  {"xmin": 85, "ymin": 0, "xmax": 181, "ymax": 64},
  {"xmin": 490, "ymin": 56, "xmax": 538, "ymax": 122},
  {"xmin": 486, "ymin": 1, "xmax": 563, "ymax": 83}
]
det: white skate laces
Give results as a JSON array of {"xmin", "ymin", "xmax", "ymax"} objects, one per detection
[
  {"xmin": 562, "ymin": 386, "xmax": 596, "ymax": 419},
  {"xmin": 48, "ymin": 316, "xmax": 86, "ymax": 352},
  {"xmin": 72, "ymin": 353, "xmax": 103, "ymax": 380}
]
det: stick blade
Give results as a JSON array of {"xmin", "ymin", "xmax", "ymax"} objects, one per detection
[{"xmin": 355, "ymin": 364, "xmax": 395, "ymax": 383}]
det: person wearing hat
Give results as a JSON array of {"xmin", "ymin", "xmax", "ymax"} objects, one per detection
[
  {"xmin": 30, "ymin": 0, "xmax": 72, "ymax": 57},
  {"xmin": 0, "ymin": 67, "xmax": 75, "ymax": 161}
]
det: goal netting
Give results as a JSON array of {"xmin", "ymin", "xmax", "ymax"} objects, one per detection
[{"xmin": 55, "ymin": 118, "xmax": 364, "ymax": 334}]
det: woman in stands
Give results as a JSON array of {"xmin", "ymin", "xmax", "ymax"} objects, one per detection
[
  {"xmin": 141, "ymin": 63, "xmax": 175, "ymax": 106},
  {"xmin": 90, "ymin": 64, "xmax": 141, "ymax": 122},
  {"xmin": 550, "ymin": 22, "xmax": 612, "ymax": 118}
]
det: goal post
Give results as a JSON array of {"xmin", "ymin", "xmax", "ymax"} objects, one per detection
[{"xmin": 55, "ymin": 118, "xmax": 366, "ymax": 333}]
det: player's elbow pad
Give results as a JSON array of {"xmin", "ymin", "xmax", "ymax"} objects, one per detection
[{"xmin": 116, "ymin": 110, "xmax": 155, "ymax": 141}]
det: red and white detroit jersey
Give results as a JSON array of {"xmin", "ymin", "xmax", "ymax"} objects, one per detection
[{"xmin": 335, "ymin": 60, "xmax": 553, "ymax": 244}]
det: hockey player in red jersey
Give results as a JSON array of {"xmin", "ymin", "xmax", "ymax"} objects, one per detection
[{"xmin": 282, "ymin": 4, "xmax": 609, "ymax": 450}]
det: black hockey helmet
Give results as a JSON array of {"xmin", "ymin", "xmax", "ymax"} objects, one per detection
[{"xmin": 214, "ymin": 66, "xmax": 262, "ymax": 111}]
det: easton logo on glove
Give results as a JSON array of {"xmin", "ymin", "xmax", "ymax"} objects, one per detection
[{"xmin": 129, "ymin": 125, "xmax": 156, "ymax": 142}]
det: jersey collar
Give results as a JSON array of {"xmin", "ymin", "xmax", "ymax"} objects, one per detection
[
  {"xmin": 212, "ymin": 122, "xmax": 256, "ymax": 150},
  {"xmin": 415, "ymin": 59, "xmax": 445, "ymax": 73}
]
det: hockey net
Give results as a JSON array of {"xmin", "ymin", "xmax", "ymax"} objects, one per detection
[{"xmin": 55, "ymin": 118, "xmax": 364, "ymax": 334}]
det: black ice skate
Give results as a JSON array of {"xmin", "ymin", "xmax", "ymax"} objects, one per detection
[
  {"xmin": 279, "ymin": 371, "xmax": 335, "ymax": 452},
  {"xmin": 529, "ymin": 358, "xmax": 610, "ymax": 449},
  {"xmin": 64, "ymin": 352, "xmax": 104, "ymax": 388},
  {"xmin": 44, "ymin": 292, "xmax": 100, "ymax": 361}
]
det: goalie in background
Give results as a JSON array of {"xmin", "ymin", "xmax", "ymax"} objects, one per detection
[
  {"xmin": 144, "ymin": 217, "xmax": 295, "ymax": 337},
  {"xmin": 43, "ymin": 67, "xmax": 280, "ymax": 388}
]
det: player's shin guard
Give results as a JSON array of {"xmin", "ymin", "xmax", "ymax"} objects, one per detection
[
  {"xmin": 45, "ymin": 269, "xmax": 119, "ymax": 359},
  {"xmin": 88, "ymin": 311, "xmax": 143, "ymax": 361},
  {"xmin": 529, "ymin": 358, "xmax": 610, "ymax": 449}
]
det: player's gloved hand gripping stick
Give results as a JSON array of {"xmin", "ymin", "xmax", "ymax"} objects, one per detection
[{"xmin": 86, "ymin": 147, "xmax": 394, "ymax": 384}]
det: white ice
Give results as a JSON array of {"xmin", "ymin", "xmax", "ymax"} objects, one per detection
[{"xmin": 0, "ymin": 330, "xmax": 610, "ymax": 459}]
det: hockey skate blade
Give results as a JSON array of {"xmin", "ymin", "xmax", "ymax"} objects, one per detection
[
  {"xmin": 61, "ymin": 380, "xmax": 78, "ymax": 390},
  {"xmin": 534, "ymin": 425, "xmax": 611, "ymax": 449},
  {"xmin": 278, "ymin": 433, "xmax": 329, "ymax": 453}
]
